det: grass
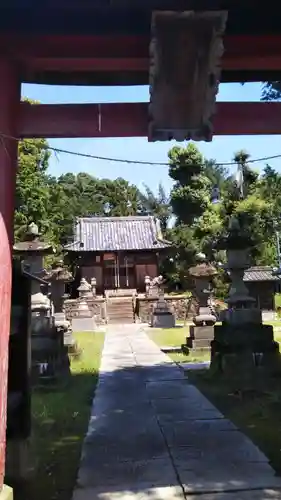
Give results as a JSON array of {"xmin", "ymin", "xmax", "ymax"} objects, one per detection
[
  {"xmin": 148, "ymin": 320, "xmax": 281, "ymax": 362},
  {"xmin": 188, "ymin": 367, "xmax": 281, "ymax": 475},
  {"xmin": 9, "ymin": 331, "xmax": 104, "ymax": 500},
  {"xmin": 147, "ymin": 326, "xmax": 210, "ymax": 363}
]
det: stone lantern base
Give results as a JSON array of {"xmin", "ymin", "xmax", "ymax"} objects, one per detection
[
  {"xmin": 186, "ymin": 324, "xmax": 215, "ymax": 350},
  {"xmin": 150, "ymin": 293, "xmax": 175, "ymax": 328},
  {"xmin": 211, "ymin": 323, "xmax": 280, "ymax": 377}
]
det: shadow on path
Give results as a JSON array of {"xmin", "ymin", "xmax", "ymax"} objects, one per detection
[{"xmin": 73, "ymin": 328, "xmax": 281, "ymax": 500}]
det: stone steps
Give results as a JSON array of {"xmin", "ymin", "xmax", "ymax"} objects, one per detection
[{"xmin": 106, "ymin": 298, "xmax": 135, "ymax": 324}]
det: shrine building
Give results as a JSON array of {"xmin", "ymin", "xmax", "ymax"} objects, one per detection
[{"xmin": 64, "ymin": 216, "xmax": 171, "ymax": 296}]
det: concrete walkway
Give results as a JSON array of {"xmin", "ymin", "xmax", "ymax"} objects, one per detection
[{"xmin": 73, "ymin": 326, "xmax": 281, "ymax": 500}]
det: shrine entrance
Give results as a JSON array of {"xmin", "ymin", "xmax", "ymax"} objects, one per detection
[
  {"xmin": 103, "ymin": 254, "xmax": 136, "ymax": 290},
  {"xmin": 1, "ymin": 0, "xmax": 281, "ymax": 497},
  {"xmin": 103, "ymin": 254, "xmax": 135, "ymax": 291}
]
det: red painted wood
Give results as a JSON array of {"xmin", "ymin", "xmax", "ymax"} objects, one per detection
[
  {"xmin": 18, "ymin": 102, "xmax": 148, "ymax": 138},
  {"xmin": 0, "ymin": 60, "xmax": 20, "ymax": 490},
  {"xmin": 24, "ymin": 54, "xmax": 281, "ymax": 73},
  {"xmin": 26, "ymin": 57, "xmax": 148, "ymax": 72},
  {"xmin": 0, "ymin": 35, "xmax": 148, "ymax": 58},
  {"xmin": 1, "ymin": 34, "xmax": 281, "ymax": 74},
  {"xmin": 18, "ymin": 101, "xmax": 281, "ymax": 138}
]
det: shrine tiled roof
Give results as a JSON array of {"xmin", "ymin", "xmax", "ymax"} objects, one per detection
[
  {"xmin": 244, "ymin": 266, "xmax": 279, "ymax": 282},
  {"xmin": 64, "ymin": 216, "xmax": 171, "ymax": 252}
]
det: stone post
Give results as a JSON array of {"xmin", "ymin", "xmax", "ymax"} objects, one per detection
[{"xmin": 91, "ymin": 277, "xmax": 97, "ymax": 296}]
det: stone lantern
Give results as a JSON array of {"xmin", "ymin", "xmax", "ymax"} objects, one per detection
[
  {"xmin": 13, "ymin": 223, "xmax": 69, "ymax": 382},
  {"xmin": 71, "ymin": 277, "xmax": 96, "ymax": 332},
  {"xmin": 186, "ymin": 253, "xmax": 217, "ymax": 350},
  {"xmin": 46, "ymin": 261, "xmax": 74, "ymax": 314},
  {"xmin": 13, "ymin": 222, "xmax": 53, "ymax": 316},
  {"xmin": 44, "ymin": 263, "xmax": 75, "ymax": 352},
  {"xmin": 211, "ymin": 216, "xmax": 279, "ymax": 375}
]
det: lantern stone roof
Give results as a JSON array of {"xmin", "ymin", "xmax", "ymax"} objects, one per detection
[
  {"xmin": 13, "ymin": 240, "xmax": 53, "ymax": 254},
  {"xmin": 244, "ymin": 266, "xmax": 279, "ymax": 282},
  {"xmin": 64, "ymin": 216, "xmax": 171, "ymax": 252},
  {"xmin": 189, "ymin": 262, "xmax": 217, "ymax": 278},
  {"xmin": 43, "ymin": 267, "xmax": 74, "ymax": 282},
  {"xmin": 13, "ymin": 222, "xmax": 53, "ymax": 254}
]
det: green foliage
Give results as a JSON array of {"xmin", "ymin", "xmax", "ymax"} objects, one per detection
[
  {"xmin": 14, "ymin": 132, "xmax": 281, "ymax": 300},
  {"xmin": 15, "ymin": 138, "xmax": 51, "ymax": 241},
  {"xmin": 138, "ymin": 183, "xmax": 171, "ymax": 234},
  {"xmin": 169, "ymin": 144, "xmax": 212, "ymax": 225},
  {"xmin": 262, "ymin": 82, "xmax": 281, "ymax": 101}
]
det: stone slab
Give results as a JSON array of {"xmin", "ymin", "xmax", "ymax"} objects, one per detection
[
  {"xmin": 138, "ymin": 365, "xmax": 185, "ymax": 382},
  {"xmin": 72, "ymin": 318, "xmax": 96, "ymax": 332},
  {"xmin": 85, "ymin": 411, "xmax": 161, "ymax": 445},
  {"xmin": 160, "ymin": 418, "xmax": 238, "ymax": 436},
  {"xmin": 179, "ymin": 361, "xmax": 210, "ymax": 371},
  {"xmin": 77, "ymin": 457, "xmax": 176, "ymax": 488},
  {"xmin": 179, "ymin": 460, "xmax": 281, "ymax": 494},
  {"xmin": 178, "ymin": 490, "xmax": 281, "ymax": 499},
  {"xmin": 169, "ymin": 429, "xmax": 269, "ymax": 462},
  {"xmin": 73, "ymin": 485, "xmax": 185, "ymax": 500},
  {"xmin": 160, "ymin": 346, "xmax": 182, "ymax": 353},
  {"xmin": 146, "ymin": 380, "xmax": 203, "ymax": 400}
]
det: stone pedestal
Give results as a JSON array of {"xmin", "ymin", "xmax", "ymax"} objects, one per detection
[
  {"xmin": 151, "ymin": 293, "xmax": 175, "ymax": 328},
  {"xmin": 187, "ymin": 325, "xmax": 214, "ymax": 350},
  {"xmin": 211, "ymin": 323, "xmax": 279, "ymax": 377}
]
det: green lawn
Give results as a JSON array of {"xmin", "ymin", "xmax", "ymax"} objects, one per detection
[
  {"xmin": 148, "ymin": 321, "xmax": 281, "ymax": 364},
  {"xmin": 9, "ymin": 331, "xmax": 104, "ymax": 500},
  {"xmin": 147, "ymin": 327, "xmax": 210, "ymax": 363}
]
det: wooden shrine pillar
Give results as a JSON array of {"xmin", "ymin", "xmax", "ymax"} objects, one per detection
[{"xmin": 0, "ymin": 59, "xmax": 20, "ymax": 499}]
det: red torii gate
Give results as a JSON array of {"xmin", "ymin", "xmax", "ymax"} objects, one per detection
[{"xmin": 1, "ymin": 2, "xmax": 281, "ymax": 496}]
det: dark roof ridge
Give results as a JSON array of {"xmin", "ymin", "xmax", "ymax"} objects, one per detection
[{"xmin": 78, "ymin": 215, "xmax": 155, "ymax": 222}]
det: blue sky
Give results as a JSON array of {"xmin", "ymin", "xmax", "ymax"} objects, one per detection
[{"xmin": 21, "ymin": 82, "xmax": 281, "ymax": 193}]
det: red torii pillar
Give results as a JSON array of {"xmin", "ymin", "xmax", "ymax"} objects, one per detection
[{"xmin": 0, "ymin": 59, "xmax": 20, "ymax": 498}]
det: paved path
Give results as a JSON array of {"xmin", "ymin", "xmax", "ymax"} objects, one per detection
[{"xmin": 73, "ymin": 326, "xmax": 281, "ymax": 500}]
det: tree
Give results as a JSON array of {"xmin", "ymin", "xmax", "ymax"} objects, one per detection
[
  {"xmin": 162, "ymin": 144, "xmax": 213, "ymax": 287},
  {"xmin": 95, "ymin": 177, "xmax": 141, "ymax": 217},
  {"xmin": 15, "ymin": 138, "xmax": 52, "ymax": 241},
  {"xmin": 138, "ymin": 183, "xmax": 171, "ymax": 233},
  {"xmin": 233, "ymin": 150, "xmax": 258, "ymax": 197},
  {"xmin": 169, "ymin": 143, "xmax": 212, "ymax": 225},
  {"xmin": 163, "ymin": 224, "xmax": 198, "ymax": 290},
  {"xmin": 262, "ymin": 82, "xmax": 281, "ymax": 101}
]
